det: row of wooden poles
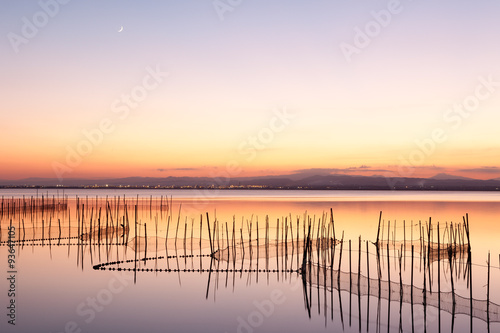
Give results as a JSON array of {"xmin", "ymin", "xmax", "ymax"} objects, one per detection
[
  {"xmin": 133, "ymin": 208, "xmax": 338, "ymax": 275},
  {"xmin": 0, "ymin": 194, "xmax": 176, "ymax": 244},
  {"xmin": 0, "ymin": 200, "xmax": 496, "ymax": 306},
  {"xmin": 0, "ymin": 193, "xmax": 176, "ymax": 221},
  {"xmin": 301, "ymin": 211, "xmax": 497, "ymax": 333},
  {"xmin": 301, "ymin": 240, "xmax": 496, "ymax": 333},
  {"xmin": 0, "ymin": 195, "xmax": 68, "ymax": 217},
  {"xmin": 2, "ymin": 200, "xmax": 498, "ymax": 329},
  {"xmin": 375, "ymin": 211, "xmax": 471, "ymax": 254}
]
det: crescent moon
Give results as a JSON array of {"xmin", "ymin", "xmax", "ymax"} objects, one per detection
[{"xmin": 118, "ymin": 26, "xmax": 124, "ymax": 32}]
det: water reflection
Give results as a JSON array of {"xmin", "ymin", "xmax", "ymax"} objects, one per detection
[{"xmin": 1, "ymin": 194, "xmax": 499, "ymax": 333}]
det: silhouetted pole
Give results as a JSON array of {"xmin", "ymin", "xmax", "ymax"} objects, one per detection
[
  {"xmin": 331, "ymin": 208, "xmax": 336, "ymax": 242},
  {"xmin": 411, "ymin": 245, "xmax": 414, "ymax": 303},
  {"xmin": 206, "ymin": 212, "xmax": 213, "ymax": 254},
  {"xmin": 358, "ymin": 236, "xmax": 361, "ymax": 289},
  {"xmin": 338, "ymin": 231, "xmax": 344, "ymax": 285},
  {"xmin": 438, "ymin": 222, "xmax": 441, "ymax": 313},
  {"xmin": 144, "ymin": 223, "xmax": 148, "ymax": 263},
  {"xmin": 349, "ymin": 239, "xmax": 352, "ymax": 288},
  {"xmin": 469, "ymin": 251, "xmax": 473, "ymax": 333},
  {"xmin": 387, "ymin": 242, "xmax": 390, "ymax": 284},
  {"xmin": 134, "ymin": 205, "xmax": 137, "ymax": 284},
  {"xmin": 200, "ymin": 214, "xmax": 203, "ymax": 257},
  {"xmin": 366, "ymin": 241, "xmax": 370, "ymax": 288},
  {"xmin": 376, "ymin": 211, "xmax": 382, "ymax": 244}
]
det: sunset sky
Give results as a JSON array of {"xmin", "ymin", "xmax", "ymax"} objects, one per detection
[{"xmin": 1, "ymin": 0, "xmax": 500, "ymax": 181}]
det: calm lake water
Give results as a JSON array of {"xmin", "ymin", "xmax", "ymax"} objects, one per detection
[{"xmin": 0, "ymin": 189, "xmax": 499, "ymax": 333}]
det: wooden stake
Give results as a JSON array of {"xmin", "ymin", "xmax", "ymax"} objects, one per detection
[
  {"xmin": 358, "ymin": 236, "xmax": 361, "ymax": 289},
  {"xmin": 376, "ymin": 211, "xmax": 382, "ymax": 244},
  {"xmin": 387, "ymin": 243, "xmax": 391, "ymax": 286},
  {"xmin": 411, "ymin": 245, "xmax": 414, "ymax": 303},
  {"xmin": 404, "ymin": 220, "xmax": 406, "ymax": 251},
  {"xmin": 206, "ymin": 212, "xmax": 213, "ymax": 254},
  {"xmin": 338, "ymin": 231, "xmax": 344, "ymax": 284},
  {"xmin": 366, "ymin": 241, "xmax": 370, "ymax": 291},
  {"xmin": 349, "ymin": 239, "xmax": 352, "ymax": 288},
  {"xmin": 331, "ymin": 208, "xmax": 336, "ymax": 241},
  {"xmin": 200, "ymin": 214, "xmax": 203, "ymax": 257}
]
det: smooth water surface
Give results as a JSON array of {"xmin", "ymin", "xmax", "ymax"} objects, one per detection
[{"xmin": 0, "ymin": 190, "xmax": 499, "ymax": 333}]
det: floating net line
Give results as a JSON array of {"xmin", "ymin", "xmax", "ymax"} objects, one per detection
[
  {"xmin": 211, "ymin": 237, "xmax": 339, "ymax": 262},
  {"xmin": 304, "ymin": 261, "xmax": 500, "ymax": 324},
  {"xmin": 0, "ymin": 225, "xmax": 129, "ymax": 245}
]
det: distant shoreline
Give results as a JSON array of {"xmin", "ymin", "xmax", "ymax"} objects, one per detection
[{"xmin": 0, "ymin": 185, "xmax": 499, "ymax": 191}]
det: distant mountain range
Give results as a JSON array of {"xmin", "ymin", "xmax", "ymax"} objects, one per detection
[
  {"xmin": 428, "ymin": 173, "xmax": 475, "ymax": 181},
  {"xmin": 0, "ymin": 173, "xmax": 499, "ymax": 191}
]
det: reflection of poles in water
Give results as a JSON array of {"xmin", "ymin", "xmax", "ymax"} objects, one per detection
[{"xmin": 205, "ymin": 256, "xmax": 214, "ymax": 300}]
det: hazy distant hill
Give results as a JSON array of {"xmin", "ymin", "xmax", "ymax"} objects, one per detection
[
  {"xmin": 429, "ymin": 173, "xmax": 475, "ymax": 181},
  {"xmin": 1, "ymin": 173, "xmax": 500, "ymax": 191}
]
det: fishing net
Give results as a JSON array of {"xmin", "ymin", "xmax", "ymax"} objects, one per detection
[{"xmin": 304, "ymin": 261, "xmax": 500, "ymax": 323}]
